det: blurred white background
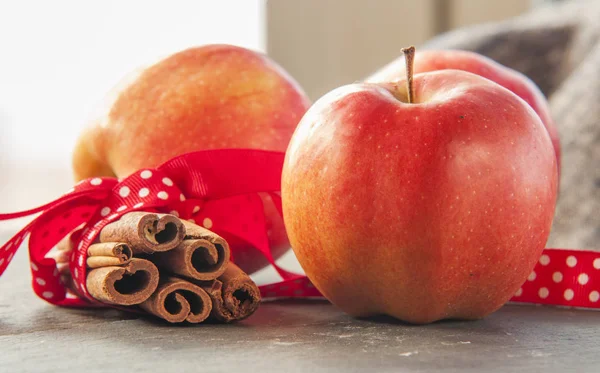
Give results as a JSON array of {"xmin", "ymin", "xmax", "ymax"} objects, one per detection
[{"xmin": 0, "ymin": 0, "xmax": 265, "ymax": 214}]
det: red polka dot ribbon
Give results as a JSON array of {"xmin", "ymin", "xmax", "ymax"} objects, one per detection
[
  {"xmin": 0, "ymin": 148, "xmax": 597, "ymax": 311},
  {"xmin": 0, "ymin": 149, "xmax": 311, "ymax": 307},
  {"xmin": 510, "ymin": 249, "xmax": 600, "ymax": 308}
]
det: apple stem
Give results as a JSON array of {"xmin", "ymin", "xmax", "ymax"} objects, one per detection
[{"xmin": 401, "ymin": 46, "xmax": 416, "ymax": 103}]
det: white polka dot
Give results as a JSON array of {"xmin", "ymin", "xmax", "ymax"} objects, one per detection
[
  {"xmin": 578, "ymin": 273, "xmax": 589, "ymax": 285},
  {"xmin": 138, "ymin": 188, "xmax": 149, "ymax": 198},
  {"xmin": 527, "ymin": 271, "xmax": 536, "ymax": 281},
  {"xmin": 566, "ymin": 255, "xmax": 577, "ymax": 267},
  {"xmin": 108, "ymin": 213, "xmax": 119, "ymax": 220},
  {"xmin": 593, "ymin": 258, "xmax": 600, "ymax": 269},
  {"xmin": 169, "ymin": 210, "xmax": 179, "ymax": 217},
  {"xmin": 100, "ymin": 207, "xmax": 111, "ymax": 216},
  {"xmin": 36, "ymin": 277, "xmax": 46, "ymax": 286},
  {"xmin": 7, "ymin": 253, "xmax": 13, "ymax": 262},
  {"xmin": 42, "ymin": 291, "xmax": 54, "ymax": 299},
  {"xmin": 564, "ymin": 289, "xmax": 574, "ymax": 301},
  {"xmin": 180, "ymin": 193, "xmax": 186, "ymax": 201},
  {"xmin": 539, "ymin": 254, "xmax": 550, "ymax": 266},
  {"xmin": 0, "ymin": 258, "xmax": 4, "ymax": 266},
  {"xmin": 162, "ymin": 177, "xmax": 173, "ymax": 186},
  {"xmin": 538, "ymin": 287, "xmax": 549, "ymax": 299},
  {"xmin": 589, "ymin": 291, "xmax": 599, "ymax": 302},
  {"xmin": 90, "ymin": 178, "xmax": 102, "ymax": 186},
  {"xmin": 117, "ymin": 205, "xmax": 127, "ymax": 212},
  {"xmin": 140, "ymin": 170, "xmax": 152, "ymax": 179},
  {"xmin": 74, "ymin": 268, "xmax": 79, "ymax": 278},
  {"xmin": 514, "ymin": 288, "xmax": 523, "ymax": 297},
  {"xmin": 552, "ymin": 272, "xmax": 563, "ymax": 283},
  {"xmin": 203, "ymin": 218, "xmax": 213, "ymax": 229},
  {"xmin": 133, "ymin": 202, "xmax": 144, "ymax": 208},
  {"xmin": 31, "ymin": 262, "xmax": 38, "ymax": 271},
  {"xmin": 193, "ymin": 206, "xmax": 200, "ymax": 214},
  {"xmin": 119, "ymin": 186, "xmax": 130, "ymax": 197},
  {"xmin": 157, "ymin": 191, "xmax": 168, "ymax": 200},
  {"xmin": 78, "ymin": 256, "xmax": 84, "ymax": 267}
]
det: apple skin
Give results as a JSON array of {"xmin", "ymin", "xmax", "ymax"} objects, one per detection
[
  {"xmin": 73, "ymin": 44, "xmax": 311, "ymax": 274},
  {"xmin": 282, "ymin": 70, "xmax": 558, "ymax": 324},
  {"xmin": 367, "ymin": 50, "xmax": 561, "ymax": 175}
]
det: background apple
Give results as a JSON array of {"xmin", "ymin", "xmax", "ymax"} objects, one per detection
[
  {"xmin": 282, "ymin": 63, "xmax": 558, "ymax": 323},
  {"xmin": 72, "ymin": 44, "xmax": 311, "ymax": 274},
  {"xmin": 367, "ymin": 49, "xmax": 561, "ymax": 175}
]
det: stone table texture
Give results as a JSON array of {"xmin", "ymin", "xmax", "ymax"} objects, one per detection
[{"xmin": 1, "ymin": 234, "xmax": 599, "ymax": 373}]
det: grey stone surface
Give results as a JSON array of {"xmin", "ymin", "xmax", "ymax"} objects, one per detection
[{"xmin": 1, "ymin": 238, "xmax": 600, "ymax": 373}]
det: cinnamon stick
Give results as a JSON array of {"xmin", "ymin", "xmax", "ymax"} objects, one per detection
[
  {"xmin": 99, "ymin": 212, "xmax": 185, "ymax": 254},
  {"xmin": 48, "ymin": 212, "xmax": 261, "ymax": 323},
  {"xmin": 140, "ymin": 277, "xmax": 213, "ymax": 323},
  {"xmin": 86, "ymin": 258, "xmax": 159, "ymax": 306},
  {"xmin": 199, "ymin": 263, "xmax": 261, "ymax": 322},
  {"xmin": 152, "ymin": 220, "xmax": 230, "ymax": 281},
  {"xmin": 86, "ymin": 242, "xmax": 132, "ymax": 268}
]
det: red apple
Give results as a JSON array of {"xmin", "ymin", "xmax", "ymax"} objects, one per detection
[
  {"xmin": 367, "ymin": 49, "xmax": 561, "ymax": 175},
  {"xmin": 72, "ymin": 44, "xmax": 311, "ymax": 274},
  {"xmin": 282, "ymin": 49, "xmax": 557, "ymax": 324}
]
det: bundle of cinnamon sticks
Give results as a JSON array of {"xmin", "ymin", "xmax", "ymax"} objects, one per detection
[{"xmin": 56, "ymin": 212, "xmax": 261, "ymax": 324}]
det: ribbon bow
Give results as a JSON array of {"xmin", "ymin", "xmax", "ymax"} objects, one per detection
[{"xmin": 0, "ymin": 149, "xmax": 320, "ymax": 307}]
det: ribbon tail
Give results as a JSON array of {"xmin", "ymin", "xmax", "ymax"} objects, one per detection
[
  {"xmin": 0, "ymin": 189, "xmax": 103, "ymax": 220},
  {"xmin": 0, "ymin": 220, "xmax": 36, "ymax": 276},
  {"xmin": 259, "ymin": 276, "xmax": 324, "ymax": 299},
  {"xmin": 267, "ymin": 192, "xmax": 283, "ymax": 218},
  {"xmin": 508, "ymin": 248, "xmax": 600, "ymax": 309},
  {"xmin": 212, "ymin": 194, "xmax": 302, "ymax": 281},
  {"xmin": 219, "ymin": 227, "xmax": 302, "ymax": 281},
  {"xmin": 0, "ymin": 192, "xmax": 107, "ymax": 306}
]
